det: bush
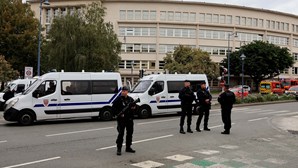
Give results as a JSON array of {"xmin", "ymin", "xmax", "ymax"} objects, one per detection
[{"xmin": 235, "ymin": 94, "xmax": 295, "ymax": 104}]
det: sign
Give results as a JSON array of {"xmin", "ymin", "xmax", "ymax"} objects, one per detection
[{"xmin": 24, "ymin": 67, "xmax": 33, "ymax": 78}]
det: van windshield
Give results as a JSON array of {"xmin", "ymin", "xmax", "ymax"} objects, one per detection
[
  {"xmin": 131, "ymin": 80, "xmax": 152, "ymax": 93},
  {"xmin": 23, "ymin": 79, "xmax": 39, "ymax": 95}
]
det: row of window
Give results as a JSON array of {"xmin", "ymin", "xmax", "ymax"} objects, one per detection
[
  {"xmin": 265, "ymin": 20, "xmax": 289, "ymax": 31},
  {"xmin": 45, "ymin": 7, "xmax": 82, "ymax": 23},
  {"xmin": 120, "ymin": 60, "xmax": 165, "ymax": 70},
  {"xmin": 160, "ymin": 28, "xmax": 196, "ymax": 38},
  {"xmin": 200, "ymin": 46, "xmax": 229, "ymax": 56},
  {"xmin": 199, "ymin": 30, "xmax": 232, "ymax": 40},
  {"xmin": 160, "ymin": 11, "xmax": 196, "ymax": 22},
  {"xmin": 293, "ymin": 53, "xmax": 298, "ymax": 61},
  {"xmin": 121, "ymin": 44, "xmax": 156, "ymax": 53},
  {"xmin": 200, "ymin": 13, "xmax": 232, "ymax": 24},
  {"xmin": 293, "ymin": 39, "xmax": 298, "ymax": 47},
  {"xmin": 120, "ymin": 10, "xmax": 156, "ymax": 21},
  {"xmin": 159, "ymin": 45, "xmax": 195, "ymax": 54},
  {"xmin": 267, "ymin": 36, "xmax": 289, "ymax": 45},
  {"xmin": 119, "ymin": 27, "xmax": 157, "ymax": 37}
]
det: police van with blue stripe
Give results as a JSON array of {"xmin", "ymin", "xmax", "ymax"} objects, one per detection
[
  {"xmin": 130, "ymin": 74, "xmax": 209, "ymax": 119},
  {"xmin": 3, "ymin": 72, "xmax": 122, "ymax": 125}
]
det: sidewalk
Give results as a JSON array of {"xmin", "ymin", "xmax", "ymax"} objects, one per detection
[{"xmin": 272, "ymin": 115, "xmax": 298, "ymax": 133}]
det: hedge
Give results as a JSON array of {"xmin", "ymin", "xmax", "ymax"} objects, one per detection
[{"xmin": 235, "ymin": 94, "xmax": 296, "ymax": 104}]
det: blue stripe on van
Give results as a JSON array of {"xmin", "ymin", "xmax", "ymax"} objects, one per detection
[
  {"xmin": 149, "ymin": 99, "xmax": 181, "ymax": 103},
  {"xmin": 34, "ymin": 88, "xmax": 121, "ymax": 108}
]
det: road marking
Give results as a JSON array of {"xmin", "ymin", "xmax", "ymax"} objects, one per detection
[
  {"xmin": 2, "ymin": 156, "xmax": 61, "ymax": 168},
  {"xmin": 131, "ymin": 160, "xmax": 164, "ymax": 168},
  {"xmin": 275, "ymin": 111, "xmax": 298, "ymax": 116},
  {"xmin": 0, "ymin": 140, "xmax": 7, "ymax": 144},
  {"xmin": 208, "ymin": 123, "xmax": 235, "ymax": 129},
  {"xmin": 258, "ymin": 110, "xmax": 289, "ymax": 115},
  {"xmin": 294, "ymin": 115, "xmax": 298, "ymax": 118},
  {"xmin": 244, "ymin": 109, "xmax": 273, "ymax": 114},
  {"xmin": 46, "ymin": 127, "xmax": 114, "ymax": 137},
  {"xmin": 219, "ymin": 145, "xmax": 239, "ymax": 149},
  {"xmin": 248, "ymin": 117, "xmax": 268, "ymax": 122},
  {"xmin": 194, "ymin": 150, "xmax": 220, "ymax": 155},
  {"xmin": 96, "ymin": 134, "xmax": 173, "ymax": 151},
  {"xmin": 165, "ymin": 154, "xmax": 193, "ymax": 162},
  {"xmin": 137, "ymin": 118, "xmax": 178, "ymax": 125},
  {"xmin": 233, "ymin": 108, "xmax": 249, "ymax": 111}
]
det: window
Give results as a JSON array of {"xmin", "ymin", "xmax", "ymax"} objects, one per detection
[
  {"xmin": 150, "ymin": 10, "xmax": 156, "ymax": 20},
  {"xmin": 174, "ymin": 29, "xmax": 182, "ymax": 37},
  {"xmin": 135, "ymin": 10, "xmax": 142, "ymax": 20},
  {"xmin": 189, "ymin": 12, "xmax": 196, "ymax": 22},
  {"xmin": 149, "ymin": 44, "xmax": 156, "ymax": 53},
  {"xmin": 168, "ymin": 11, "xmax": 174, "ymax": 21},
  {"xmin": 127, "ymin": 10, "xmax": 133, "ymax": 20},
  {"xmin": 142, "ymin": 44, "xmax": 149, "ymax": 53},
  {"xmin": 220, "ymin": 15, "xmax": 225, "ymax": 24},
  {"xmin": 167, "ymin": 29, "xmax": 174, "ymax": 37},
  {"xmin": 150, "ymin": 81, "xmax": 164, "ymax": 95},
  {"xmin": 213, "ymin": 14, "xmax": 219, "ymax": 23},
  {"xmin": 92, "ymin": 80, "xmax": 118, "ymax": 94},
  {"xmin": 35, "ymin": 80, "xmax": 57, "ymax": 97},
  {"xmin": 61, "ymin": 8, "xmax": 66, "ymax": 16},
  {"xmin": 46, "ymin": 9, "xmax": 51, "ymax": 23},
  {"xmin": 142, "ymin": 28, "xmax": 149, "ymax": 36},
  {"xmin": 16, "ymin": 84, "xmax": 25, "ymax": 93},
  {"xmin": 266, "ymin": 20, "xmax": 270, "ymax": 28},
  {"xmin": 259, "ymin": 19, "xmax": 264, "ymax": 28},
  {"xmin": 61, "ymin": 81, "xmax": 90, "ymax": 95},
  {"xmin": 252, "ymin": 18, "xmax": 258, "ymax": 27},
  {"xmin": 293, "ymin": 53, "xmax": 298, "ymax": 61},
  {"xmin": 206, "ymin": 14, "xmax": 212, "ymax": 23},
  {"xmin": 292, "ymin": 67, "xmax": 298, "ymax": 75},
  {"xmin": 276, "ymin": 22, "xmax": 280, "ymax": 30},
  {"xmin": 247, "ymin": 17, "xmax": 252, "ymax": 26},
  {"xmin": 134, "ymin": 44, "xmax": 141, "ymax": 52},
  {"xmin": 182, "ymin": 29, "xmax": 188, "ymax": 37},
  {"xmin": 120, "ymin": 10, "xmax": 126, "ymax": 20},
  {"xmin": 235, "ymin": 16, "xmax": 240, "ymax": 25},
  {"xmin": 159, "ymin": 61, "xmax": 165, "ymax": 69},
  {"xmin": 199, "ymin": 13, "xmax": 205, "ymax": 23},
  {"xmin": 142, "ymin": 10, "xmax": 149, "ymax": 20},
  {"xmin": 227, "ymin": 15, "xmax": 232, "ymax": 24},
  {"xmin": 167, "ymin": 81, "xmax": 184, "ymax": 93},
  {"xmin": 241, "ymin": 17, "xmax": 246, "ymax": 25},
  {"xmin": 54, "ymin": 8, "xmax": 59, "ymax": 17},
  {"xmin": 294, "ymin": 39, "xmax": 298, "ymax": 47},
  {"xmin": 119, "ymin": 60, "xmax": 125, "ymax": 69},
  {"xmin": 285, "ymin": 23, "xmax": 289, "ymax": 31},
  {"xmin": 175, "ymin": 12, "xmax": 181, "ymax": 21},
  {"xmin": 126, "ymin": 44, "xmax": 133, "ymax": 52},
  {"xmin": 45, "ymin": 25, "xmax": 51, "ymax": 34},
  {"xmin": 182, "ymin": 12, "xmax": 189, "ymax": 22},
  {"xmin": 160, "ymin": 11, "xmax": 166, "ymax": 21},
  {"xmin": 270, "ymin": 20, "xmax": 275, "ymax": 29},
  {"xmin": 150, "ymin": 28, "xmax": 157, "ymax": 36}
]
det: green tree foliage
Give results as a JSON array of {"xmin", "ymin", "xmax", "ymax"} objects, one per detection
[
  {"xmin": 0, "ymin": 0, "xmax": 39, "ymax": 75},
  {"xmin": 164, "ymin": 45, "xmax": 219, "ymax": 79},
  {"xmin": 44, "ymin": 2, "xmax": 121, "ymax": 72},
  {"xmin": 0, "ymin": 55, "xmax": 19, "ymax": 90},
  {"xmin": 221, "ymin": 41, "xmax": 294, "ymax": 90}
]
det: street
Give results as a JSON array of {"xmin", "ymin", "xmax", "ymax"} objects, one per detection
[{"xmin": 0, "ymin": 102, "xmax": 298, "ymax": 168}]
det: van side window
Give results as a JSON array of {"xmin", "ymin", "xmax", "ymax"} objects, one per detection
[
  {"xmin": 35, "ymin": 80, "xmax": 57, "ymax": 97},
  {"xmin": 92, "ymin": 80, "xmax": 118, "ymax": 94},
  {"xmin": 167, "ymin": 81, "xmax": 184, "ymax": 93},
  {"xmin": 61, "ymin": 81, "xmax": 91, "ymax": 95},
  {"xmin": 16, "ymin": 84, "xmax": 25, "ymax": 93},
  {"xmin": 150, "ymin": 81, "xmax": 164, "ymax": 95}
]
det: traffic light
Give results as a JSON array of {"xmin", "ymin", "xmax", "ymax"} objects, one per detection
[{"xmin": 139, "ymin": 69, "xmax": 144, "ymax": 78}]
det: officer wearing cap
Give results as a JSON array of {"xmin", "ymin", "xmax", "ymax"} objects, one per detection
[
  {"xmin": 196, "ymin": 81, "xmax": 212, "ymax": 132},
  {"xmin": 218, "ymin": 84, "xmax": 236, "ymax": 134},
  {"xmin": 112, "ymin": 86, "xmax": 137, "ymax": 155},
  {"xmin": 178, "ymin": 80, "xmax": 196, "ymax": 134}
]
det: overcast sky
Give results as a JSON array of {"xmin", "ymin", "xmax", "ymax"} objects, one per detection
[{"xmin": 186, "ymin": 0, "xmax": 298, "ymax": 15}]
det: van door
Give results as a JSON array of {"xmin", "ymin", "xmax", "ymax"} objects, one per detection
[
  {"xmin": 148, "ymin": 81, "xmax": 167, "ymax": 114},
  {"xmin": 32, "ymin": 80, "xmax": 59, "ymax": 120},
  {"xmin": 60, "ymin": 80, "xmax": 92, "ymax": 118},
  {"xmin": 167, "ymin": 81, "xmax": 184, "ymax": 113}
]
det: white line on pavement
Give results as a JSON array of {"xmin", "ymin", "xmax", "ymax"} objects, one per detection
[
  {"xmin": 2, "ymin": 156, "xmax": 61, "ymax": 168},
  {"xmin": 46, "ymin": 127, "xmax": 114, "ymax": 137},
  {"xmin": 137, "ymin": 118, "xmax": 179, "ymax": 125},
  {"xmin": 208, "ymin": 123, "xmax": 235, "ymax": 129},
  {"xmin": 258, "ymin": 110, "xmax": 289, "ymax": 115},
  {"xmin": 275, "ymin": 112, "xmax": 298, "ymax": 116},
  {"xmin": 248, "ymin": 117, "xmax": 268, "ymax": 122},
  {"xmin": 244, "ymin": 110, "xmax": 273, "ymax": 114},
  {"xmin": 294, "ymin": 116, "xmax": 298, "ymax": 118},
  {"xmin": 0, "ymin": 140, "xmax": 7, "ymax": 144},
  {"xmin": 96, "ymin": 134, "xmax": 174, "ymax": 151}
]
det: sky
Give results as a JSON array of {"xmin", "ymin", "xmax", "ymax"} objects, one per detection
[{"xmin": 186, "ymin": 0, "xmax": 298, "ymax": 15}]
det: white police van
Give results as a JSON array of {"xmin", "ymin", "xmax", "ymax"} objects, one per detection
[
  {"xmin": 3, "ymin": 72, "xmax": 122, "ymax": 125},
  {"xmin": 129, "ymin": 74, "xmax": 209, "ymax": 118}
]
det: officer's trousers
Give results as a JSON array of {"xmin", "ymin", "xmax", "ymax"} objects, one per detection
[
  {"xmin": 196, "ymin": 107, "xmax": 210, "ymax": 129},
  {"xmin": 116, "ymin": 119, "xmax": 134, "ymax": 148},
  {"xmin": 221, "ymin": 108, "xmax": 232, "ymax": 131},
  {"xmin": 180, "ymin": 105, "xmax": 193, "ymax": 128}
]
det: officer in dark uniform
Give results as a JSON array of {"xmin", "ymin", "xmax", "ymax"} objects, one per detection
[
  {"xmin": 178, "ymin": 80, "xmax": 196, "ymax": 134},
  {"xmin": 196, "ymin": 81, "xmax": 212, "ymax": 132},
  {"xmin": 218, "ymin": 84, "xmax": 236, "ymax": 134},
  {"xmin": 112, "ymin": 86, "xmax": 137, "ymax": 155}
]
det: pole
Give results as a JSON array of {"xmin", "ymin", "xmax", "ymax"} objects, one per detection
[
  {"xmin": 227, "ymin": 34, "xmax": 230, "ymax": 85},
  {"xmin": 241, "ymin": 58, "xmax": 244, "ymax": 101},
  {"xmin": 37, "ymin": 0, "xmax": 42, "ymax": 76}
]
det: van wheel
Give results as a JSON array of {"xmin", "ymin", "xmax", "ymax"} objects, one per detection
[
  {"xmin": 100, "ymin": 107, "xmax": 113, "ymax": 121},
  {"xmin": 18, "ymin": 111, "xmax": 34, "ymax": 126},
  {"xmin": 138, "ymin": 106, "xmax": 151, "ymax": 119}
]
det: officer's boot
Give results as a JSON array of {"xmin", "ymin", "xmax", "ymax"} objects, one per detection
[
  {"xmin": 117, "ymin": 146, "xmax": 122, "ymax": 155},
  {"xmin": 180, "ymin": 127, "xmax": 185, "ymax": 134},
  {"xmin": 126, "ymin": 146, "xmax": 136, "ymax": 153},
  {"xmin": 187, "ymin": 125, "xmax": 193, "ymax": 133}
]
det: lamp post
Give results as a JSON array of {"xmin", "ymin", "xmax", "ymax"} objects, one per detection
[
  {"xmin": 37, "ymin": 0, "xmax": 50, "ymax": 76},
  {"xmin": 227, "ymin": 32, "xmax": 238, "ymax": 85},
  {"xmin": 240, "ymin": 53, "xmax": 246, "ymax": 101}
]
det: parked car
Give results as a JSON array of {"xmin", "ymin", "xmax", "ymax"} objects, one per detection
[
  {"xmin": 230, "ymin": 88, "xmax": 249, "ymax": 98},
  {"xmin": 285, "ymin": 86, "xmax": 298, "ymax": 95},
  {"xmin": 231, "ymin": 85, "xmax": 251, "ymax": 93}
]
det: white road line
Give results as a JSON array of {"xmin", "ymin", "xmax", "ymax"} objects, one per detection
[
  {"xmin": 46, "ymin": 127, "xmax": 114, "ymax": 137},
  {"xmin": 244, "ymin": 110, "xmax": 273, "ymax": 114},
  {"xmin": 210, "ymin": 113, "xmax": 221, "ymax": 116},
  {"xmin": 208, "ymin": 123, "xmax": 235, "ymax": 129},
  {"xmin": 137, "ymin": 118, "xmax": 178, "ymax": 125},
  {"xmin": 294, "ymin": 116, "xmax": 298, "ymax": 118},
  {"xmin": 0, "ymin": 140, "xmax": 7, "ymax": 144},
  {"xmin": 248, "ymin": 117, "xmax": 268, "ymax": 122},
  {"xmin": 258, "ymin": 110, "xmax": 289, "ymax": 115},
  {"xmin": 96, "ymin": 134, "xmax": 173, "ymax": 151},
  {"xmin": 276, "ymin": 112, "xmax": 298, "ymax": 116},
  {"xmin": 2, "ymin": 156, "xmax": 61, "ymax": 168}
]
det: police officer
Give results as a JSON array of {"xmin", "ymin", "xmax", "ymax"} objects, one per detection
[
  {"xmin": 179, "ymin": 80, "xmax": 196, "ymax": 134},
  {"xmin": 217, "ymin": 84, "xmax": 236, "ymax": 134},
  {"xmin": 196, "ymin": 81, "xmax": 212, "ymax": 132},
  {"xmin": 112, "ymin": 86, "xmax": 137, "ymax": 155}
]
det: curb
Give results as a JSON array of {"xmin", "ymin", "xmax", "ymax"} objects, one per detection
[{"xmin": 211, "ymin": 99, "xmax": 296, "ymax": 108}]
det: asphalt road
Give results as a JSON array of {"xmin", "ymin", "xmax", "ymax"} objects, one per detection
[{"xmin": 0, "ymin": 102, "xmax": 298, "ymax": 168}]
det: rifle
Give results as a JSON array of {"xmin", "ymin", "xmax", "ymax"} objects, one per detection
[{"xmin": 117, "ymin": 98, "xmax": 140, "ymax": 118}]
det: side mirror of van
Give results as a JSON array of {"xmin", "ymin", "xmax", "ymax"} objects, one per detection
[
  {"xmin": 32, "ymin": 90, "xmax": 40, "ymax": 98},
  {"xmin": 148, "ymin": 88, "xmax": 155, "ymax": 96}
]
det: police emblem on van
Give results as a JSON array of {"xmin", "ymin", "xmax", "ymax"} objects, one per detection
[
  {"xmin": 156, "ymin": 96, "xmax": 160, "ymax": 103},
  {"xmin": 43, "ymin": 99, "xmax": 49, "ymax": 107}
]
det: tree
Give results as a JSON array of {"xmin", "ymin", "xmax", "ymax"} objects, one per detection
[
  {"xmin": 221, "ymin": 41, "xmax": 294, "ymax": 91},
  {"xmin": 0, "ymin": 55, "xmax": 19, "ymax": 91},
  {"xmin": 164, "ymin": 45, "xmax": 219, "ymax": 79},
  {"xmin": 0, "ymin": 0, "xmax": 39, "ymax": 75},
  {"xmin": 44, "ymin": 2, "xmax": 121, "ymax": 72}
]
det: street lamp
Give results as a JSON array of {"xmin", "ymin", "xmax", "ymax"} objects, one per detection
[
  {"xmin": 240, "ymin": 53, "xmax": 246, "ymax": 101},
  {"xmin": 227, "ymin": 32, "xmax": 238, "ymax": 85},
  {"xmin": 37, "ymin": 0, "xmax": 50, "ymax": 76}
]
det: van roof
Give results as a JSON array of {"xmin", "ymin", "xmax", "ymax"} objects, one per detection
[
  {"xmin": 141, "ymin": 74, "xmax": 207, "ymax": 81},
  {"xmin": 39, "ymin": 72, "xmax": 121, "ymax": 79}
]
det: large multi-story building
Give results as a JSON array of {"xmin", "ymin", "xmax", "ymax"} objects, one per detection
[{"xmin": 29, "ymin": 0, "xmax": 298, "ymax": 88}]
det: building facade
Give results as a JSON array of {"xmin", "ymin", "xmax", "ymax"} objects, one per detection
[{"xmin": 29, "ymin": 0, "xmax": 298, "ymax": 87}]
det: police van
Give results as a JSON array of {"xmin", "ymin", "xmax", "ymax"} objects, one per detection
[
  {"xmin": 3, "ymin": 72, "xmax": 122, "ymax": 125},
  {"xmin": 129, "ymin": 74, "xmax": 209, "ymax": 118}
]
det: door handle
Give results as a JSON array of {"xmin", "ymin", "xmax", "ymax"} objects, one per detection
[
  {"xmin": 51, "ymin": 99, "xmax": 57, "ymax": 101},
  {"xmin": 64, "ymin": 98, "xmax": 70, "ymax": 101},
  {"xmin": 170, "ymin": 96, "xmax": 174, "ymax": 98},
  {"xmin": 161, "ymin": 96, "xmax": 166, "ymax": 98}
]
